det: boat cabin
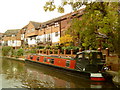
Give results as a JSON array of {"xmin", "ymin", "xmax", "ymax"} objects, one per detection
[{"xmin": 75, "ymin": 50, "xmax": 105, "ymax": 72}]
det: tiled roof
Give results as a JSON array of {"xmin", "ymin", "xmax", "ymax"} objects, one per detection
[
  {"xmin": 4, "ymin": 29, "xmax": 20, "ymax": 36},
  {"xmin": 41, "ymin": 8, "xmax": 85, "ymax": 27},
  {"xmin": 30, "ymin": 21, "xmax": 41, "ymax": 28}
]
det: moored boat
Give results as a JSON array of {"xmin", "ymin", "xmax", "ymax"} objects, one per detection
[{"xmin": 25, "ymin": 50, "xmax": 112, "ymax": 81}]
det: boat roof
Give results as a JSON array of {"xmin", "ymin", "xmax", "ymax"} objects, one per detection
[{"xmin": 30, "ymin": 54, "xmax": 74, "ymax": 60}]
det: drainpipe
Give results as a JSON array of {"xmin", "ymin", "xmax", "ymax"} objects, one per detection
[
  {"xmin": 59, "ymin": 21, "xmax": 61, "ymax": 37},
  {"xmin": 51, "ymin": 25, "xmax": 52, "ymax": 45}
]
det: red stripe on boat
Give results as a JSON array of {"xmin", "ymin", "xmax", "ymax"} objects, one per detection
[{"xmin": 90, "ymin": 77, "xmax": 105, "ymax": 81}]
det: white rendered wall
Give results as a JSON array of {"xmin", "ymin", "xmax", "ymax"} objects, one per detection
[
  {"xmin": 37, "ymin": 32, "xmax": 60, "ymax": 43},
  {"xmin": 27, "ymin": 38, "xmax": 37, "ymax": 45},
  {"xmin": 8, "ymin": 40, "xmax": 21, "ymax": 47},
  {"xmin": 51, "ymin": 32, "xmax": 60, "ymax": 43}
]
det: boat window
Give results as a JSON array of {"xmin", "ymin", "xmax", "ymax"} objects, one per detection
[
  {"xmin": 66, "ymin": 60, "xmax": 70, "ymax": 67},
  {"xmin": 44, "ymin": 57, "xmax": 47, "ymax": 62},
  {"xmin": 50, "ymin": 59, "xmax": 54, "ymax": 64},
  {"xmin": 97, "ymin": 53, "xmax": 102, "ymax": 59},
  {"xmin": 30, "ymin": 56, "xmax": 33, "ymax": 60},
  {"xmin": 36, "ymin": 57, "xmax": 40, "ymax": 61}
]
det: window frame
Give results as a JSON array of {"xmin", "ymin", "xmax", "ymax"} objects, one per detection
[
  {"xmin": 50, "ymin": 59, "xmax": 54, "ymax": 64},
  {"xmin": 36, "ymin": 57, "xmax": 40, "ymax": 61},
  {"xmin": 30, "ymin": 55, "xmax": 33, "ymax": 60},
  {"xmin": 44, "ymin": 57, "xmax": 47, "ymax": 62},
  {"xmin": 55, "ymin": 32, "xmax": 59, "ymax": 37},
  {"xmin": 66, "ymin": 60, "xmax": 70, "ymax": 67}
]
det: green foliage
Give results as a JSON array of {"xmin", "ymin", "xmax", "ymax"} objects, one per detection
[
  {"xmin": 2, "ymin": 46, "xmax": 12, "ymax": 56},
  {"xmin": 25, "ymin": 49, "xmax": 36, "ymax": 54},
  {"xmin": 11, "ymin": 49, "xmax": 16, "ymax": 57},
  {"xmin": 66, "ymin": 18, "xmax": 81, "ymax": 46},
  {"xmin": 44, "ymin": 45, "xmax": 51, "ymax": 49},
  {"xmin": 44, "ymin": 0, "xmax": 86, "ymax": 13},
  {"xmin": 58, "ymin": 6, "xmax": 64, "ymax": 13},
  {"xmin": 59, "ymin": 34, "xmax": 73, "ymax": 45},
  {"xmin": 66, "ymin": 2, "xmax": 119, "ymax": 52},
  {"xmin": 16, "ymin": 49, "xmax": 24, "ymax": 56},
  {"xmin": 44, "ymin": 1, "xmax": 56, "ymax": 12},
  {"xmin": 44, "ymin": 1, "xmax": 119, "ymax": 60},
  {"xmin": 37, "ymin": 46, "xmax": 44, "ymax": 49},
  {"xmin": 50, "ymin": 45, "xmax": 61, "ymax": 50},
  {"xmin": 99, "ymin": 2, "xmax": 120, "ymax": 56}
]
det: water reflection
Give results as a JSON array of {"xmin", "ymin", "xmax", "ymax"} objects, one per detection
[{"xmin": 1, "ymin": 58, "xmax": 116, "ymax": 88}]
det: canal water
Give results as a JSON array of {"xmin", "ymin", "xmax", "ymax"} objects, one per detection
[{"xmin": 0, "ymin": 57, "xmax": 117, "ymax": 88}]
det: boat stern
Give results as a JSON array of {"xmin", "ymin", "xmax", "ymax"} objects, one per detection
[{"xmin": 90, "ymin": 73, "xmax": 105, "ymax": 81}]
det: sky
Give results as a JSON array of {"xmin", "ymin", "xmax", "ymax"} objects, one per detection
[{"xmin": 0, "ymin": 0, "xmax": 73, "ymax": 33}]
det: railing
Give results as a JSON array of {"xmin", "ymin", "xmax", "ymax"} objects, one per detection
[{"xmin": 25, "ymin": 48, "xmax": 111, "ymax": 58}]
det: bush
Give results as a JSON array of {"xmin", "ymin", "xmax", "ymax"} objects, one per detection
[
  {"xmin": 16, "ymin": 49, "xmax": 24, "ymax": 56},
  {"xmin": 50, "ymin": 45, "xmax": 61, "ymax": 50},
  {"xmin": 11, "ymin": 49, "xmax": 16, "ymax": 57},
  {"xmin": 37, "ymin": 46, "xmax": 44, "ymax": 49},
  {"xmin": 44, "ymin": 45, "xmax": 51, "ymax": 49},
  {"xmin": 25, "ymin": 49, "xmax": 36, "ymax": 54},
  {"xmin": 2, "ymin": 46, "xmax": 12, "ymax": 56}
]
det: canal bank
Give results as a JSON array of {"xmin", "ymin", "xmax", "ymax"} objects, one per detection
[
  {"xmin": 2, "ymin": 56, "xmax": 25, "ymax": 62},
  {"xmin": 106, "ymin": 71, "xmax": 120, "ymax": 88}
]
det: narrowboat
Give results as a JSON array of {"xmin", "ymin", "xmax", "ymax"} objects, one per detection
[{"xmin": 25, "ymin": 50, "xmax": 112, "ymax": 81}]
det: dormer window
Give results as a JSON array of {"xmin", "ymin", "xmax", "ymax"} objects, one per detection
[
  {"xmin": 12, "ymin": 35, "xmax": 15, "ymax": 37},
  {"xmin": 32, "ymin": 28, "xmax": 35, "ymax": 31},
  {"xmin": 55, "ymin": 22, "xmax": 59, "ymax": 27},
  {"xmin": 46, "ymin": 25, "xmax": 50, "ymax": 29},
  {"xmin": 27, "ymin": 30, "xmax": 30, "ymax": 33}
]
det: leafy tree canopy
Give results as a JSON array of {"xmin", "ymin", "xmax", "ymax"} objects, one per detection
[{"xmin": 59, "ymin": 34, "xmax": 73, "ymax": 46}]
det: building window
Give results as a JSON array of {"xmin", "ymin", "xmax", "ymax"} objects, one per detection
[
  {"xmin": 27, "ymin": 30, "xmax": 30, "ymax": 33},
  {"xmin": 46, "ymin": 25, "xmax": 50, "ymax": 29},
  {"xmin": 30, "ymin": 37, "xmax": 32, "ymax": 40},
  {"xmin": 32, "ymin": 37, "xmax": 36, "ymax": 40},
  {"xmin": 12, "ymin": 40, "xmax": 14, "ymax": 43},
  {"xmin": 12, "ymin": 35, "xmax": 15, "ymax": 37},
  {"xmin": 47, "ymin": 34, "xmax": 51, "ymax": 41},
  {"xmin": 66, "ymin": 60, "xmax": 70, "ymax": 67},
  {"xmin": 32, "ymin": 28, "xmax": 35, "ymax": 31},
  {"xmin": 55, "ymin": 32, "xmax": 58, "ymax": 37},
  {"xmin": 26, "ymin": 39, "xmax": 28, "ymax": 42}
]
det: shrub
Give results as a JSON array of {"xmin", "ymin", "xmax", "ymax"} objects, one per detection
[
  {"xmin": 2, "ymin": 46, "xmax": 12, "ymax": 56},
  {"xmin": 37, "ymin": 46, "xmax": 44, "ymax": 49},
  {"xmin": 50, "ymin": 45, "xmax": 61, "ymax": 50},
  {"xmin": 44, "ymin": 45, "xmax": 51, "ymax": 49},
  {"xmin": 16, "ymin": 49, "xmax": 24, "ymax": 56}
]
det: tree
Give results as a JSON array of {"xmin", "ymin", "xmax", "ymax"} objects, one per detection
[
  {"xmin": 99, "ymin": 2, "xmax": 120, "ymax": 57},
  {"xmin": 44, "ymin": 1, "xmax": 120, "ymax": 69},
  {"xmin": 66, "ymin": 18, "xmax": 82, "ymax": 46},
  {"xmin": 79, "ymin": 2, "xmax": 108, "ymax": 49},
  {"xmin": 2, "ymin": 46, "xmax": 12, "ymax": 56},
  {"xmin": 59, "ymin": 34, "xmax": 73, "ymax": 46},
  {"xmin": 44, "ymin": 0, "xmax": 87, "ymax": 13}
]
